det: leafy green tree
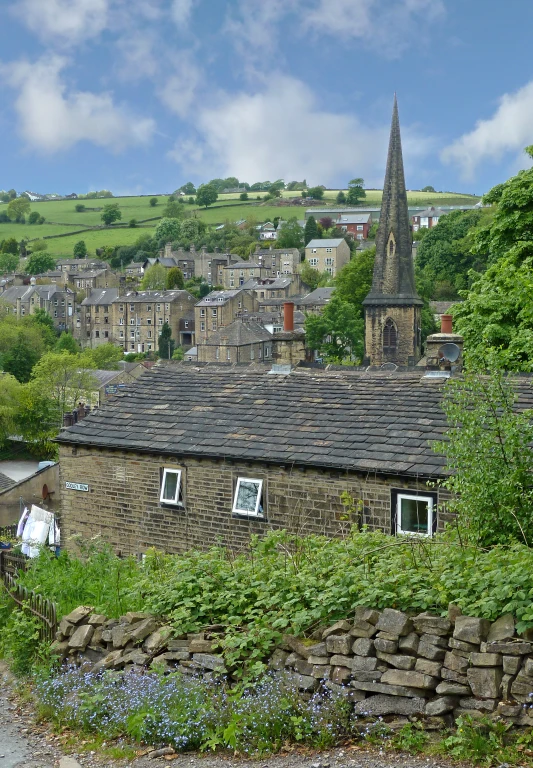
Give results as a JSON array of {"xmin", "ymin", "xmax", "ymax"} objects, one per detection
[
  {"xmin": 150, "ymin": 197, "xmax": 158, "ymax": 207},
  {"xmin": 30, "ymin": 309, "xmax": 57, "ymax": 348},
  {"xmin": 55, "ymin": 332, "xmax": 80, "ymax": 354},
  {"xmin": 1, "ymin": 237, "xmax": 18, "ymax": 255},
  {"xmin": 196, "ymin": 183, "xmax": 218, "ymax": 208},
  {"xmin": 84, "ymin": 343, "xmax": 123, "ymax": 370},
  {"xmin": 336, "ymin": 190, "xmax": 346, "ymax": 204},
  {"xmin": 0, "ymin": 373, "xmax": 22, "ymax": 446},
  {"xmin": 168, "ymin": 195, "xmax": 176, "ymax": 203},
  {"xmin": 162, "ymin": 200, "xmax": 185, "ymax": 219},
  {"xmin": 307, "ymin": 186, "xmax": 324, "ymax": 200},
  {"xmin": 25, "ymin": 251, "xmax": 56, "ymax": 275},
  {"xmin": 140, "ymin": 263, "xmax": 167, "ymax": 290},
  {"xmin": 180, "ymin": 217, "xmax": 207, "ymax": 243},
  {"xmin": 172, "ymin": 346, "xmax": 184, "ymax": 360},
  {"xmin": 2, "ymin": 332, "xmax": 40, "ymax": 382},
  {"xmin": 7, "ymin": 189, "xmax": 16, "ymax": 200},
  {"xmin": 158, "ymin": 321, "xmax": 175, "ymax": 359},
  {"xmin": 98, "ymin": 190, "xmax": 113, "ymax": 198},
  {"xmin": 73, "ymin": 240, "xmax": 87, "ymax": 258},
  {"xmin": 178, "ymin": 182, "xmax": 196, "ymax": 195},
  {"xmin": 304, "ymin": 216, "xmax": 319, "ymax": 244},
  {"xmin": 0, "ymin": 251, "xmax": 19, "ymax": 272},
  {"xmin": 75, "ymin": 203, "xmax": 86, "ymax": 212},
  {"xmin": 299, "ymin": 262, "xmax": 330, "ymax": 291},
  {"xmin": 346, "ymin": 178, "xmax": 366, "ymax": 205},
  {"xmin": 421, "ymin": 185, "xmax": 436, "ymax": 193},
  {"xmin": 154, "ymin": 218, "xmax": 181, "ymax": 245},
  {"xmin": 31, "ymin": 239, "xmax": 48, "ymax": 252},
  {"xmin": 7, "ymin": 197, "xmax": 30, "ymax": 221},
  {"xmin": 435, "ymin": 357, "xmax": 533, "ymax": 547},
  {"xmin": 28, "ymin": 211, "xmax": 41, "ymax": 224},
  {"xmin": 29, "ymin": 351, "xmax": 98, "ymax": 425},
  {"xmin": 239, "ymin": 192, "xmax": 248, "ymax": 201},
  {"xmin": 305, "ymin": 295, "xmax": 364, "ymax": 362},
  {"xmin": 129, "ymin": 219, "xmax": 138, "ymax": 228},
  {"xmin": 166, "ymin": 267, "xmax": 185, "ymax": 289},
  {"xmin": 334, "ymin": 247, "xmax": 375, "ymax": 316},
  {"xmin": 277, "ymin": 217, "xmax": 304, "ymax": 249},
  {"xmin": 101, "ymin": 203, "xmax": 122, "ymax": 225}
]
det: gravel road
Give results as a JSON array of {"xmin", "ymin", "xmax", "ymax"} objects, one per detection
[{"xmin": 0, "ymin": 662, "xmax": 464, "ymax": 768}]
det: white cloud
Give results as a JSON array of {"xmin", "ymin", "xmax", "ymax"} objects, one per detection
[
  {"xmin": 11, "ymin": 0, "xmax": 109, "ymax": 45},
  {"xmin": 169, "ymin": 76, "xmax": 428, "ymax": 185},
  {"xmin": 3, "ymin": 56, "xmax": 155, "ymax": 153},
  {"xmin": 171, "ymin": 0, "xmax": 195, "ymax": 28},
  {"xmin": 441, "ymin": 81, "xmax": 533, "ymax": 180},
  {"xmin": 158, "ymin": 54, "xmax": 202, "ymax": 118}
]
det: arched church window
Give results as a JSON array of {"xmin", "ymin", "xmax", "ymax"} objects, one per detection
[
  {"xmin": 383, "ymin": 318, "xmax": 397, "ymax": 359},
  {"xmin": 388, "ymin": 239, "xmax": 395, "ymax": 257}
]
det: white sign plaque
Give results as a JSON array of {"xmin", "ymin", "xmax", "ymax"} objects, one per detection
[{"xmin": 65, "ymin": 482, "xmax": 89, "ymax": 492}]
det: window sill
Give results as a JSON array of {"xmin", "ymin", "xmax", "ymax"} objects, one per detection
[
  {"xmin": 160, "ymin": 501, "xmax": 185, "ymax": 510},
  {"xmin": 232, "ymin": 511, "xmax": 267, "ymax": 521}
]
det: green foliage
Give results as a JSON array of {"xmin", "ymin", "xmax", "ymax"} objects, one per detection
[
  {"xmin": 73, "ymin": 240, "xmax": 87, "ymax": 258},
  {"xmin": 421, "ymin": 185, "xmax": 436, "ymax": 193},
  {"xmin": 128, "ymin": 218, "xmax": 137, "ymax": 228},
  {"xmin": 196, "ymin": 183, "xmax": 219, "ymax": 208},
  {"xmin": 304, "ymin": 216, "xmax": 319, "ymax": 245},
  {"xmin": 0, "ymin": 373, "xmax": 23, "ymax": 445},
  {"xmin": 84, "ymin": 343, "xmax": 124, "ymax": 370},
  {"xmin": 166, "ymin": 266, "xmax": 184, "ymax": 289},
  {"xmin": 390, "ymin": 723, "xmax": 429, "ymax": 753},
  {"xmin": 435, "ymin": 360, "xmax": 533, "ymax": 548},
  {"xmin": 7, "ymin": 196, "xmax": 30, "ymax": 221},
  {"xmin": 172, "ymin": 346, "xmax": 184, "ymax": 360},
  {"xmin": 75, "ymin": 203, "xmax": 86, "ymax": 212},
  {"xmin": 239, "ymin": 192, "xmax": 248, "ymax": 201},
  {"xmin": 25, "ymin": 251, "xmax": 56, "ymax": 275},
  {"xmin": 180, "ymin": 217, "xmax": 207, "ymax": 244},
  {"xmin": 162, "ymin": 200, "xmax": 185, "ymax": 219},
  {"xmin": 101, "ymin": 203, "xmax": 122, "ymax": 226},
  {"xmin": 335, "ymin": 190, "xmax": 346, "ymax": 204},
  {"xmin": 158, "ymin": 321, "xmax": 175, "ymax": 359},
  {"xmin": 276, "ymin": 217, "xmax": 304, "ymax": 249},
  {"xmin": 0, "ymin": 592, "xmax": 42, "ymax": 676},
  {"xmin": 307, "ymin": 186, "xmax": 324, "ymax": 200},
  {"xmin": 334, "ymin": 247, "xmax": 375, "ymax": 317},
  {"xmin": 28, "ymin": 211, "xmax": 41, "ymax": 224},
  {"xmin": 31, "ymin": 239, "xmax": 48, "ymax": 253},
  {"xmin": 1, "ymin": 236, "xmax": 19, "ymax": 255},
  {"xmin": 304, "ymin": 295, "xmax": 364, "ymax": 362},
  {"xmin": 154, "ymin": 217, "xmax": 181, "ymax": 245},
  {"xmin": 149, "ymin": 197, "xmax": 158, "ymax": 207},
  {"xmin": 0, "ymin": 250, "xmax": 19, "ymax": 272},
  {"xmin": 299, "ymin": 262, "xmax": 329, "ymax": 291},
  {"xmin": 55, "ymin": 332, "xmax": 80, "ymax": 354},
  {"xmin": 441, "ymin": 715, "xmax": 511, "ymax": 763},
  {"xmin": 346, "ymin": 178, "xmax": 365, "ymax": 205},
  {"xmin": 2, "ymin": 331, "xmax": 40, "ymax": 382},
  {"xmin": 29, "ymin": 350, "xmax": 98, "ymax": 425},
  {"xmin": 178, "ymin": 182, "xmax": 196, "ymax": 195},
  {"xmin": 140, "ymin": 263, "xmax": 167, "ymax": 290}
]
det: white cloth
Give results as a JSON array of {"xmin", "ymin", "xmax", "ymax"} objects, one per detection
[
  {"xmin": 22, "ymin": 504, "xmax": 54, "ymax": 558},
  {"xmin": 48, "ymin": 521, "xmax": 60, "ymax": 547},
  {"xmin": 17, "ymin": 507, "xmax": 30, "ymax": 538}
]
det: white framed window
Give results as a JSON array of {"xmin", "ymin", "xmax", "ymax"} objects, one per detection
[
  {"xmin": 200, "ymin": 308, "xmax": 206, "ymax": 317},
  {"xmin": 160, "ymin": 468, "xmax": 183, "ymax": 506},
  {"xmin": 130, "ymin": 318, "xmax": 135, "ymax": 325},
  {"xmin": 326, "ymin": 247, "xmax": 332, "ymax": 253},
  {"xmin": 156, "ymin": 304, "xmax": 161, "ymax": 312},
  {"xmin": 309, "ymin": 258, "xmax": 318, "ymax": 267},
  {"xmin": 233, "ymin": 478, "xmax": 264, "ymax": 517},
  {"xmin": 396, "ymin": 493, "xmax": 434, "ymax": 537},
  {"xmin": 119, "ymin": 318, "xmax": 124, "ymax": 325},
  {"xmin": 130, "ymin": 303, "xmax": 135, "ymax": 311},
  {"xmin": 325, "ymin": 257, "xmax": 334, "ymax": 266},
  {"xmin": 158, "ymin": 317, "xmax": 163, "ymax": 325},
  {"xmin": 312, "ymin": 248, "xmax": 317, "ymax": 254},
  {"xmin": 200, "ymin": 321, "xmax": 205, "ymax": 331},
  {"xmin": 146, "ymin": 305, "xmax": 152, "ymax": 311},
  {"xmin": 119, "ymin": 331, "xmax": 124, "ymax": 338},
  {"xmin": 147, "ymin": 318, "xmax": 152, "ymax": 325},
  {"xmin": 212, "ymin": 308, "xmax": 217, "ymax": 316},
  {"xmin": 119, "ymin": 304, "xmax": 124, "ymax": 312},
  {"xmin": 357, "ymin": 225, "xmax": 364, "ymax": 231}
]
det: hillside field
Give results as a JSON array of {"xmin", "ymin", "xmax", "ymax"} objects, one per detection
[{"xmin": 0, "ymin": 189, "xmax": 480, "ymax": 258}]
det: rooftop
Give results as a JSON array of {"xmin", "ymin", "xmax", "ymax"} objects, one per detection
[
  {"xmin": 196, "ymin": 289, "xmax": 245, "ymax": 307},
  {"xmin": 336, "ymin": 214, "xmax": 372, "ymax": 224},
  {"xmin": 81, "ymin": 289, "xmax": 119, "ymax": 306},
  {"xmin": 306, "ymin": 238, "xmax": 345, "ymax": 248},
  {"xmin": 203, "ymin": 320, "xmax": 273, "ymax": 347},
  {"xmin": 299, "ymin": 287, "xmax": 335, "ymax": 305}
]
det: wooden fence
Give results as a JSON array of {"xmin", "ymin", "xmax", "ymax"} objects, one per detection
[
  {"xmin": 0, "ymin": 524, "xmax": 18, "ymax": 540},
  {"xmin": 0, "ymin": 550, "xmax": 58, "ymax": 643}
]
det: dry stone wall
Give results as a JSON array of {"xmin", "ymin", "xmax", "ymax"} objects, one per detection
[{"xmin": 52, "ymin": 605, "xmax": 533, "ymax": 727}]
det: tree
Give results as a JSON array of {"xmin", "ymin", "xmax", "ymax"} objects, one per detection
[
  {"xmin": 84, "ymin": 343, "xmax": 123, "ymax": 370},
  {"xmin": 300, "ymin": 262, "xmax": 330, "ymax": 291},
  {"xmin": 1, "ymin": 237, "xmax": 18, "ymax": 255},
  {"xmin": 196, "ymin": 183, "xmax": 218, "ymax": 208},
  {"xmin": 150, "ymin": 197, "xmax": 158, "ymax": 207},
  {"xmin": 308, "ymin": 186, "xmax": 324, "ymax": 200},
  {"xmin": 98, "ymin": 190, "xmax": 113, "ymax": 198},
  {"xmin": 336, "ymin": 190, "xmax": 346, "ymax": 204},
  {"xmin": 240, "ymin": 192, "xmax": 249, "ymax": 201},
  {"xmin": 73, "ymin": 240, "xmax": 87, "ymax": 259},
  {"xmin": 180, "ymin": 217, "xmax": 206, "ymax": 243},
  {"xmin": 166, "ymin": 267, "xmax": 185, "ymax": 289},
  {"xmin": 28, "ymin": 211, "xmax": 41, "ymax": 224},
  {"xmin": 155, "ymin": 218, "xmax": 181, "ymax": 245},
  {"xmin": 172, "ymin": 346, "xmax": 184, "ymax": 361},
  {"xmin": 140, "ymin": 263, "xmax": 167, "ymax": 290},
  {"xmin": 319, "ymin": 216, "xmax": 333, "ymax": 230},
  {"xmin": 129, "ymin": 219, "xmax": 138, "ymax": 228},
  {"xmin": 31, "ymin": 309, "xmax": 57, "ymax": 348},
  {"xmin": 276, "ymin": 217, "xmax": 304, "ymax": 249},
  {"xmin": 2, "ymin": 331, "xmax": 40, "ymax": 382},
  {"xmin": 179, "ymin": 182, "xmax": 196, "ymax": 195},
  {"xmin": 55, "ymin": 332, "xmax": 80, "ymax": 354},
  {"xmin": 7, "ymin": 189, "xmax": 17, "ymax": 200},
  {"xmin": 25, "ymin": 251, "xmax": 56, "ymax": 275},
  {"xmin": 29, "ymin": 351, "xmax": 98, "ymax": 426},
  {"xmin": 31, "ymin": 239, "xmax": 48, "ymax": 253},
  {"xmin": 304, "ymin": 216, "xmax": 319, "ymax": 245},
  {"xmin": 0, "ymin": 252, "xmax": 19, "ymax": 273},
  {"xmin": 101, "ymin": 203, "xmax": 122, "ymax": 225},
  {"xmin": 0, "ymin": 373, "xmax": 22, "ymax": 447},
  {"xmin": 162, "ymin": 199, "xmax": 185, "ymax": 219},
  {"xmin": 304, "ymin": 295, "xmax": 364, "ymax": 362},
  {"xmin": 421, "ymin": 185, "xmax": 436, "ymax": 193},
  {"xmin": 334, "ymin": 247, "xmax": 375, "ymax": 317},
  {"xmin": 7, "ymin": 197, "xmax": 30, "ymax": 221},
  {"xmin": 346, "ymin": 178, "xmax": 366, "ymax": 206},
  {"xmin": 158, "ymin": 321, "xmax": 175, "ymax": 359},
  {"xmin": 434, "ymin": 358, "xmax": 533, "ymax": 547},
  {"xmin": 75, "ymin": 203, "xmax": 86, "ymax": 212}
]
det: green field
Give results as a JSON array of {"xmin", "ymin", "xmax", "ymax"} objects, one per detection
[{"xmin": 0, "ymin": 188, "xmax": 480, "ymax": 258}]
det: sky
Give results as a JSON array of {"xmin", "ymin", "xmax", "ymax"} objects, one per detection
[{"xmin": 1, "ymin": 0, "xmax": 532, "ymax": 197}]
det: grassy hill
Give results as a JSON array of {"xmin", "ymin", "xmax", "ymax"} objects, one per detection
[{"xmin": 0, "ymin": 189, "xmax": 480, "ymax": 258}]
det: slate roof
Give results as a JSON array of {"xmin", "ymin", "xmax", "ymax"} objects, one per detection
[
  {"xmin": 81, "ymin": 289, "xmax": 119, "ymax": 306},
  {"xmin": 117, "ymin": 290, "xmax": 195, "ymax": 303},
  {"xmin": 52, "ymin": 366, "xmax": 504, "ymax": 478},
  {"xmin": 0, "ymin": 471, "xmax": 14, "ymax": 491},
  {"xmin": 430, "ymin": 301, "xmax": 462, "ymax": 315},
  {"xmin": 306, "ymin": 239, "xmax": 345, "ymax": 248},
  {"xmin": 196, "ymin": 290, "xmax": 244, "ymax": 307},
  {"xmin": 299, "ymin": 287, "xmax": 335, "ymax": 305},
  {"xmin": 203, "ymin": 320, "xmax": 272, "ymax": 346},
  {"xmin": 336, "ymin": 214, "xmax": 371, "ymax": 224},
  {"xmin": 414, "ymin": 207, "xmax": 447, "ymax": 219}
]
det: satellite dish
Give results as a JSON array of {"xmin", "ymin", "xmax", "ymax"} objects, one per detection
[
  {"xmin": 439, "ymin": 343, "xmax": 461, "ymax": 363},
  {"xmin": 380, "ymin": 362, "xmax": 398, "ymax": 371}
]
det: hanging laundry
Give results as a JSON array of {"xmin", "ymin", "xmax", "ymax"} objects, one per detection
[
  {"xmin": 16, "ymin": 506, "xmax": 30, "ymax": 538},
  {"xmin": 21, "ymin": 504, "xmax": 54, "ymax": 558}
]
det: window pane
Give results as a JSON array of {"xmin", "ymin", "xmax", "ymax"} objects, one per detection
[
  {"xmin": 235, "ymin": 480, "xmax": 261, "ymax": 513},
  {"xmin": 162, "ymin": 471, "xmax": 178, "ymax": 501},
  {"xmin": 400, "ymin": 498, "xmax": 429, "ymax": 534}
]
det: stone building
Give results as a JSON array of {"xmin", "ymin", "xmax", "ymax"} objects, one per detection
[
  {"xmin": 363, "ymin": 97, "xmax": 423, "ymax": 367},
  {"xmin": 76, "ymin": 288, "xmax": 119, "ymax": 347},
  {"xmin": 0, "ymin": 284, "xmax": 76, "ymax": 332},
  {"xmin": 253, "ymin": 246, "xmax": 301, "ymax": 277},
  {"xmin": 296, "ymin": 287, "xmax": 334, "ymax": 315},
  {"xmin": 222, "ymin": 261, "xmax": 270, "ymax": 289},
  {"xmin": 68, "ymin": 268, "xmax": 120, "ymax": 292},
  {"xmin": 304, "ymin": 238, "xmax": 351, "ymax": 277},
  {"xmin": 197, "ymin": 320, "xmax": 273, "ymax": 363},
  {"xmin": 56, "ymin": 364, "xmax": 472, "ymax": 557},
  {"xmin": 194, "ymin": 289, "xmax": 258, "ymax": 346}
]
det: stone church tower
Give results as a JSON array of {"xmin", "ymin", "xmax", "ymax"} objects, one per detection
[{"xmin": 363, "ymin": 96, "xmax": 423, "ymax": 367}]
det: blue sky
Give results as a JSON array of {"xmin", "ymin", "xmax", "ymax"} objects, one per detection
[{"xmin": 1, "ymin": 0, "xmax": 532, "ymax": 196}]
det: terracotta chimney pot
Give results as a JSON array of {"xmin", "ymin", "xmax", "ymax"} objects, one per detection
[
  {"xmin": 441, "ymin": 314, "xmax": 453, "ymax": 334},
  {"xmin": 284, "ymin": 301, "xmax": 294, "ymax": 332}
]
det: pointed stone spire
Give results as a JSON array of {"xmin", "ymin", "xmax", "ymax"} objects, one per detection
[{"xmin": 364, "ymin": 95, "xmax": 422, "ymax": 303}]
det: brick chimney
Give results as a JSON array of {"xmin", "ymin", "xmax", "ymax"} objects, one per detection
[
  {"xmin": 164, "ymin": 242, "xmax": 172, "ymax": 258},
  {"xmin": 424, "ymin": 315, "xmax": 464, "ymax": 372},
  {"xmin": 284, "ymin": 301, "xmax": 294, "ymax": 332}
]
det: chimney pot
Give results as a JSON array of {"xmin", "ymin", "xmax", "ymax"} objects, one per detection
[
  {"xmin": 284, "ymin": 301, "xmax": 295, "ymax": 332},
  {"xmin": 441, "ymin": 314, "xmax": 453, "ymax": 334}
]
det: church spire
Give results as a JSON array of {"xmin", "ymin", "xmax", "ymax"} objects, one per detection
[{"xmin": 364, "ymin": 95, "xmax": 421, "ymax": 302}]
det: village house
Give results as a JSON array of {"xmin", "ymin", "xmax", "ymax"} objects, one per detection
[
  {"xmin": 155, "ymin": 244, "xmax": 238, "ymax": 285},
  {"xmin": 296, "ymin": 286, "xmax": 335, "ymax": 314},
  {"xmin": 0, "ymin": 284, "xmax": 75, "ymax": 332},
  {"xmin": 197, "ymin": 319, "xmax": 273, "ymax": 363},
  {"xmin": 253, "ymin": 246, "xmax": 301, "ymax": 277},
  {"xmin": 242, "ymin": 275, "xmax": 308, "ymax": 304},
  {"xmin": 335, "ymin": 212, "xmax": 372, "ymax": 240},
  {"xmin": 76, "ymin": 288, "xmax": 119, "ymax": 347},
  {"xmin": 412, "ymin": 206, "xmax": 447, "ymax": 231},
  {"xmin": 222, "ymin": 261, "xmax": 271, "ymax": 289},
  {"xmin": 68, "ymin": 268, "xmax": 120, "ymax": 292},
  {"xmin": 57, "ymin": 258, "xmax": 107, "ymax": 277},
  {"xmin": 79, "ymin": 362, "xmax": 147, "ymax": 407},
  {"xmin": 194, "ymin": 289, "xmax": 258, "ymax": 346},
  {"xmin": 304, "ymin": 238, "xmax": 351, "ymax": 277},
  {"xmin": 258, "ymin": 222, "xmax": 277, "ymax": 240},
  {"xmin": 124, "ymin": 262, "xmax": 145, "ymax": 279}
]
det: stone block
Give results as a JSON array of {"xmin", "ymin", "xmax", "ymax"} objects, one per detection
[
  {"xmin": 351, "ymin": 670, "xmax": 383, "ymax": 682},
  {"xmin": 415, "ymin": 658, "xmax": 442, "ymax": 677},
  {"xmin": 354, "ymin": 607, "xmax": 380, "ymax": 625},
  {"xmin": 351, "ymin": 656, "xmax": 378, "ymax": 671},
  {"xmin": 443, "ymin": 651, "xmax": 468, "ymax": 675},
  {"xmin": 128, "ymin": 617, "xmax": 158, "ymax": 643},
  {"xmin": 413, "ymin": 613, "xmax": 452, "ymax": 637},
  {"xmin": 436, "ymin": 681, "xmax": 471, "ymax": 696},
  {"xmin": 453, "ymin": 616, "xmax": 490, "ymax": 645},
  {"xmin": 63, "ymin": 606, "xmax": 93, "ymax": 625},
  {"xmin": 284, "ymin": 635, "xmax": 327, "ymax": 659},
  {"xmin": 418, "ymin": 636, "xmax": 446, "ymax": 661},
  {"xmin": 166, "ymin": 638, "xmax": 190, "ymax": 650},
  {"xmin": 88, "ymin": 614, "xmax": 106, "ymax": 626},
  {"xmin": 352, "ymin": 637, "xmax": 375, "ymax": 656},
  {"xmin": 116, "ymin": 650, "xmax": 148, "ymax": 667},
  {"xmin": 496, "ymin": 702, "xmax": 522, "ymax": 717},
  {"xmin": 376, "ymin": 631, "xmax": 400, "ymax": 641},
  {"xmin": 193, "ymin": 653, "xmax": 225, "ymax": 671},
  {"xmin": 96, "ymin": 650, "xmax": 122, "ymax": 670},
  {"xmin": 144, "ymin": 627, "xmax": 173, "ymax": 653},
  {"xmin": 189, "ymin": 639, "xmax": 213, "ymax": 653},
  {"xmin": 376, "ymin": 652, "xmax": 415, "ymax": 670},
  {"xmin": 447, "ymin": 603, "xmax": 462, "ymax": 624},
  {"xmin": 349, "ymin": 680, "xmax": 428, "ymax": 698},
  {"xmin": 158, "ymin": 651, "xmax": 190, "ymax": 661},
  {"xmin": 325, "ymin": 680, "xmax": 364, "ymax": 700},
  {"xmin": 486, "ymin": 641, "xmax": 533, "ymax": 655},
  {"xmin": 269, "ymin": 649, "xmax": 289, "ymax": 670},
  {"xmin": 294, "ymin": 659, "xmax": 314, "ymax": 676},
  {"xmin": 326, "ymin": 634, "xmax": 352, "ymax": 655},
  {"xmin": 307, "ymin": 655, "xmax": 330, "ymax": 665},
  {"xmin": 510, "ymin": 671, "xmax": 533, "ymax": 702},
  {"xmin": 453, "ymin": 708, "xmax": 484, "ymax": 720},
  {"xmin": 50, "ymin": 640, "xmax": 69, "ymax": 657},
  {"xmin": 349, "ymin": 620, "xmax": 378, "ymax": 638},
  {"xmin": 122, "ymin": 611, "xmax": 152, "ymax": 624},
  {"xmin": 422, "ymin": 633, "xmax": 449, "ymax": 649},
  {"xmin": 101, "ymin": 629, "xmax": 113, "ymax": 643},
  {"xmin": 398, "ymin": 632, "xmax": 419, "ymax": 655},
  {"xmin": 381, "ymin": 669, "xmax": 438, "ymax": 691},
  {"xmin": 322, "ymin": 620, "xmax": 351, "ymax": 639},
  {"xmin": 469, "ymin": 652, "xmax": 502, "ymax": 667},
  {"xmin": 524, "ymin": 658, "xmax": 533, "ymax": 676},
  {"xmin": 487, "ymin": 614, "xmax": 515, "ymax": 642},
  {"xmin": 284, "ymin": 652, "xmax": 301, "ymax": 668},
  {"xmin": 353, "ymin": 695, "xmax": 425, "ymax": 716},
  {"xmin": 503, "ymin": 656, "xmax": 521, "ymax": 675},
  {"xmin": 290, "ymin": 673, "xmax": 318, "ymax": 692},
  {"xmin": 375, "ymin": 608, "xmax": 413, "ymax": 637},
  {"xmin": 331, "ymin": 666, "xmax": 352, "ymax": 684},
  {"xmin": 459, "ymin": 697, "xmax": 497, "ymax": 712},
  {"xmin": 111, "ymin": 624, "xmax": 129, "ymax": 649},
  {"xmin": 68, "ymin": 624, "xmax": 94, "ymax": 650},
  {"xmin": 441, "ymin": 668, "xmax": 469, "ymax": 685},
  {"xmin": 449, "ymin": 637, "xmax": 479, "ymax": 653},
  {"xmin": 425, "ymin": 697, "xmax": 457, "ymax": 716},
  {"xmin": 311, "ymin": 665, "xmax": 330, "ymax": 679},
  {"xmin": 466, "ymin": 667, "xmax": 502, "ymax": 699},
  {"xmin": 59, "ymin": 618, "xmax": 75, "ymax": 637},
  {"xmin": 374, "ymin": 638, "xmax": 398, "ymax": 654}
]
